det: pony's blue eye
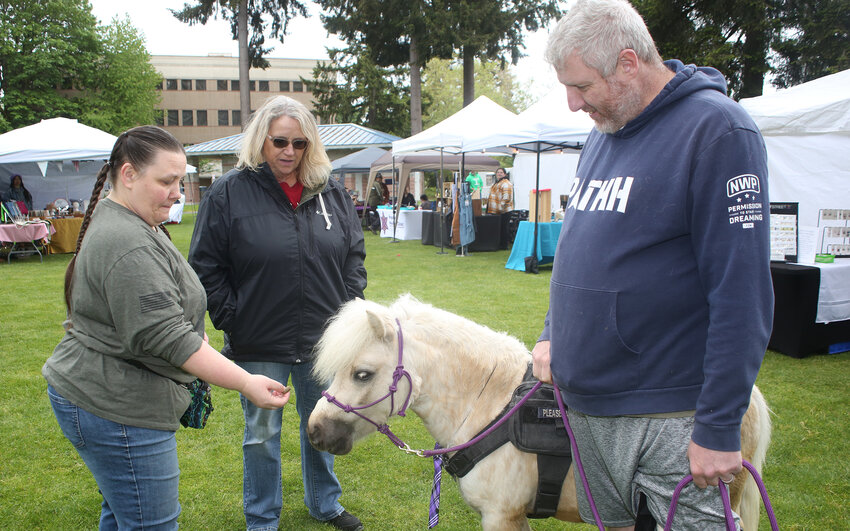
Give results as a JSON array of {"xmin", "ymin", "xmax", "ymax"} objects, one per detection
[{"xmin": 354, "ymin": 371, "xmax": 373, "ymax": 382}]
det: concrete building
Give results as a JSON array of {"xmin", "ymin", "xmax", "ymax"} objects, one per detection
[{"xmin": 151, "ymin": 54, "xmax": 319, "ymax": 145}]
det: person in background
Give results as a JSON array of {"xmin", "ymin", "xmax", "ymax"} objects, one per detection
[
  {"xmin": 465, "ymin": 171, "xmax": 483, "ymax": 193},
  {"xmin": 400, "ymin": 183, "xmax": 416, "ymax": 208},
  {"xmin": 43, "ymin": 126, "xmax": 289, "ymax": 530},
  {"xmin": 365, "ymin": 173, "xmax": 388, "ymax": 234},
  {"xmin": 419, "ymin": 193, "xmax": 433, "ymax": 210},
  {"xmin": 367, "ymin": 173, "xmax": 388, "ymax": 207},
  {"xmin": 7, "ymin": 174, "xmax": 33, "ymax": 213},
  {"xmin": 188, "ymin": 96, "xmax": 366, "ymax": 531},
  {"xmin": 487, "ymin": 167, "xmax": 513, "ymax": 214},
  {"xmin": 532, "ymin": 0, "xmax": 772, "ymax": 528}
]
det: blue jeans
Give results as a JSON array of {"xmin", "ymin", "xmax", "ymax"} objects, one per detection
[
  {"xmin": 47, "ymin": 385, "xmax": 180, "ymax": 530},
  {"xmin": 236, "ymin": 361, "xmax": 344, "ymax": 530}
]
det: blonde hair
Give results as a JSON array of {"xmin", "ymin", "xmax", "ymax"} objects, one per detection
[
  {"xmin": 545, "ymin": 0, "xmax": 662, "ymax": 78},
  {"xmin": 237, "ymin": 95, "xmax": 332, "ymax": 190}
]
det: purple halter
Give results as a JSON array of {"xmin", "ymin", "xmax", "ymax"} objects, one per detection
[{"xmin": 321, "ymin": 318, "xmax": 414, "ymax": 448}]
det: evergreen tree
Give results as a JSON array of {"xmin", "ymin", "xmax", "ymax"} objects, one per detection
[
  {"xmin": 171, "ymin": 0, "xmax": 308, "ymax": 128},
  {"xmin": 318, "ymin": 0, "xmax": 454, "ymax": 134},
  {"xmin": 772, "ymin": 0, "xmax": 850, "ymax": 87},
  {"xmin": 310, "ymin": 45, "xmax": 410, "ymax": 137},
  {"xmin": 633, "ymin": 0, "xmax": 775, "ymax": 98},
  {"xmin": 446, "ymin": 0, "xmax": 560, "ymax": 106}
]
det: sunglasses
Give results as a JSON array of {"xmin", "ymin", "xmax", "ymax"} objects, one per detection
[{"xmin": 267, "ymin": 135, "xmax": 309, "ymax": 150}]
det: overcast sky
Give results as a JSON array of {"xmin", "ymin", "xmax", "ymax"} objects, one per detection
[{"xmin": 88, "ymin": 0, "xmax": 563, "ymax": 102}]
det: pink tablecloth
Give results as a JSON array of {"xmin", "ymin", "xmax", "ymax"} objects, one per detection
[{"xmin": 0, "ymin": 222, "xmax": 55, "ymax": 243}]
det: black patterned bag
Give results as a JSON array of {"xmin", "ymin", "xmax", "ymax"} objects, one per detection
[{"xmin": 180, "ymin": 379, "xmax": 214, "ymax": 429}]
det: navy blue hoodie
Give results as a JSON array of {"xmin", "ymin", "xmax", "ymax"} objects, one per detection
[{"xmin": 540, "ymin": 61, "xmax": 773, "ymax": 452}]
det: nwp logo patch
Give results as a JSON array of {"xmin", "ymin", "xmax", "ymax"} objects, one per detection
[{"xmin": 726, "ymin": 174, "xmax": 760, "ymax": 197}]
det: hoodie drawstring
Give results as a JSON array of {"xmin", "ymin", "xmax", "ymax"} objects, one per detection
[{"xmin": 317, "ymin": 192, "xmax": 332, "ymax": 230}]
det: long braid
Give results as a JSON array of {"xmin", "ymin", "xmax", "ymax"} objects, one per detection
[
  {"xmin": 158, "ymin": 223, "xmax": 171, "ymax": 240},
  {"xmin": 64, "ymin": 164, "xmax": 110, "ymax": 313}
]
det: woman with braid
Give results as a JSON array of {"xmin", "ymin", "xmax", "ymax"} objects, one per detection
[{"xmin": 42, "ymin": 126, "xmax": 289, "ymax": 530}]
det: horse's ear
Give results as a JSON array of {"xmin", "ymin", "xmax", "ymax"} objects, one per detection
[{"xmin": 366, "ymin": 309, "xmax": 395, "ymax": 342}]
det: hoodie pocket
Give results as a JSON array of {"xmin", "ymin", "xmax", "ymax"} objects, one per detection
[{"xmin": 549, "ymin": 281, "xmax": 639, "ymax": 395}]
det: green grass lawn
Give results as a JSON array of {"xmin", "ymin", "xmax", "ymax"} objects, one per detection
[{"xmin": 1, "ymin": 213, "xmax": 847, "ymax": 529}]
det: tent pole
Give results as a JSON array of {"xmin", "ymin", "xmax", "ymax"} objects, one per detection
[
  {"xmin": 390, "ymin": 155, "xmax": 400, "ymax": 243},
  {"xmin": 525, "ymin": 144, "xmax": 541, "ymax": 274}
]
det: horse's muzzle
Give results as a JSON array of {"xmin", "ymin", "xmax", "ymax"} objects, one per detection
[{"xmin": 307, "ymin": 418, "xmax": 355, "ymax": 455}]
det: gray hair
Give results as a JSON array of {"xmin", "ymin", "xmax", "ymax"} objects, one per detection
[
  {"xmin": 238, "ymin": 95, "xmax": 332, "ymax": 190},
  {"xmin": 544, "ymin": 0, "xmax": 662, "ymax": 78}
]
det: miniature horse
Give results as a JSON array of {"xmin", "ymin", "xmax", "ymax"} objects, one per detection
[{"xmin": 308, "ymin": 295, "xmax": 771, "ymax": 530}]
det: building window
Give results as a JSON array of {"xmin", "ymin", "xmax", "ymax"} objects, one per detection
[
  {"xmin": 197, "ymin": 110, "xmax": 208, "ymax": 126},
  {"xmin": 166, "ymin": 79, "xmax": 178, "ymax": 90},
  {"xmin": 154, "ymin": 110, "xmax": 164, "ymax": 126},
  {"xmin": 167, "ymin": 110, "xmax": 179, "ymax": 126},
  {"xmin": 195, "ymin": 79, "xmax": 207, "ymax": 91},
  {"xmin": 293, "ymin": 81, "xmax": 303, "ymax": 92},
  {"xmin": 232, "ymin": 110, "xmax": 241, "ymax": 126},
  {"xmin": 259, "ymin": 80, "xmax": 269, "ymax": 91},
  {"xmin": 279, "ymin": 81, "xmax": 290, "ymax": 92},
  {"xmin": 218, "ymin": 110, "xmax": 229, "ymax": 126},
  {"xmin": 231, "ymin": 79, "xmax": 239, "ymax": 91},
  {"xmin": 182, "ymin": 110, "xmax": 193, "ymax": 126},
  {"xmin": 181, "ymin": 79, "xmax": 192, "ymax": 91},
  {"xmin": 155, "ymin": 80, "xmax": 163, "ymax": 91},
  {"xmin": 249, "ymin": 80, "xmax": 256, "ymax": 91},
  {"xmin": 217, "ymin": 79, "xmax": 227, "ymax": 91}
]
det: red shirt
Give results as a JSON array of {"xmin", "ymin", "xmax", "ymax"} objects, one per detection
[{"xmin": 280, "ymin": 180, "xmax": 303, "ymax": 209}]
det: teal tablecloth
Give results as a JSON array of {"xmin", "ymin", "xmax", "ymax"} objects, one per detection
[{"xmin": 505, "ymin": 221, "xmax": 563, "ymax": 271}]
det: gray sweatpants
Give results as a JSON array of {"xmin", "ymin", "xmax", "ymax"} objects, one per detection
[{"xmin": 567, "ymin": 410, "xmax": 741, "ymax": 530}]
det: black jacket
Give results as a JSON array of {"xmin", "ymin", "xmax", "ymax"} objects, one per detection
[{"xmin": 188, "ymin": 164, "xmax": 366, "ymax": 363}]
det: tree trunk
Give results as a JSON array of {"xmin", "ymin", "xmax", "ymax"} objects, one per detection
[
  {"xmin": 237, "ymin": 0, "xmax": 251, "ymax": 129},
  {"xmin": 739, "ymin": 26, "xmax": 768, "ymax": 99},
  {"xmin": 409, "ymin": 34, "xmax": 423, "ymax": 135},
  {"xmin": 463, "ymin": 45, "xmax": 475, "ymax": 107},
  {"xmin": 737, "ymin": 0, "xmax": 769, "ymax": 100}
]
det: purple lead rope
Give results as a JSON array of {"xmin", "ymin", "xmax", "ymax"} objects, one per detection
[
  {"xmin": 664, "ymin": 460, "xmax": 779, "ymax": 531},
  {"xmin": 552, "ymin": 382, "xmax": 606, "ymax": 530}
]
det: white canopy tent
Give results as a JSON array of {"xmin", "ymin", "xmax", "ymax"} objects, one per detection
[
  {"xmin": 464, "ymin": 87, "xmax": 595, "ymax": 154},
  {"xmin": 392, "ymin": 96, "xmax": 517, "ymax": 155},
  {"xmin": 390, "ymin": 96, "xmax": 515, "ymax": 216},
  {"xmin": 0, "ymin": 118, "xmax": 117, "ymax": 210},
  {"xmin": 464, "ymin": 87, "xmax": 595, "ymax": 213},
  {"xmin": 739, "ymin": 69, "xmax": 850, "ymax": 226},
  {"xmin": 0, "ymin": 118, "xmax": 196, "ymax": 211}
]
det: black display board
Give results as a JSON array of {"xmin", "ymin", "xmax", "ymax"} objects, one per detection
[{"xmin": 769, "ymin": 202, "xmax": 798, "ymax": 263}]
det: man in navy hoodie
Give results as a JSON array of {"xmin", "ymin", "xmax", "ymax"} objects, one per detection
[{"xmin": 531, "ymin": 0, "xmax": 773, "ymax": 528}]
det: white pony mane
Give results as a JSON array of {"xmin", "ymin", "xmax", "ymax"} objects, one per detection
[
  {"xmin": 313, "ymin": 297, "xmax": 391, "ymax": 384},
  {"xmin": 313, "ymin": 294, "xmax": 530, "ymax": 384}
]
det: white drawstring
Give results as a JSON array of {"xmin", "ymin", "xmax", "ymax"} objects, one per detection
[{"xmin": 317, "ymin": 192, "xmax": 332, "ymax": 230}]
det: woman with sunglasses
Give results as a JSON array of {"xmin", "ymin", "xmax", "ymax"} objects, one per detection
[{"xmin": 189, "ymin": 96, "xmax": 366, "ymax": 531}]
